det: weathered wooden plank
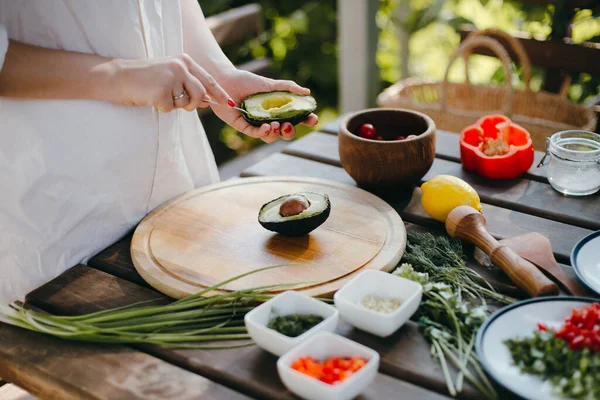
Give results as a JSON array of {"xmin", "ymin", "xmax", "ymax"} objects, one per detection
[
  {"xmin": 241, "ymin": 153, "xmax": 355, "ymax": 184},
  {"xmin": 89, "ymin": 234, "xmax": 151, "ymax": 289},
  {"xmin": 207, "ymin": 4, "xmax": 262, "ymax": 46},
  {"xmin": 288, "ymin": 130, "xmax": 600, "ymax": 230},
  {"xmin": 240, "ymin": 152, "xmax": 593, "ymax": 262},
  {"xmin": 26, "ymin": 266, "xmax": 456, "ymax": 400},
  {"xmin": 458, "ymin": 25, "xmax": 600, "ymax": 75},
  {"xmin": 284, "ymin": 131, "xmax": 341, "ymax": 166},
  {"xmin": 285, "ymin": 133, "xmax": 600, "ymax": 230},
  {"xmin": 423, "ymin": 157, "xmax": 599, "ymax": 231},
  {"xmin": 297, "ymin": 129, "xmax": 548, "ymax": 182},
  {"xmin": 322, "ymin": 116, "xmax": 345, "ymax": 134},
  {"xmin": 237, "ymin": 58, "xmax": 271, "ymax": 76},
  {"xmin": 89, "ymin": 222, "xmax": 523, "ymax": 301},
  {"xmin": 433, "ymin": 131, "xmax": 548, "ymax": 181},
  {"xmin": 286, "ymin": 130, "xmax": 548, "ymax": 182},
  {"xmin": 517, "ymin": 0, "xmax": 597, "ymax": 8},
  {"xmin": 0, "ymin": 316, "xmax": 248, "ymax": 400}
]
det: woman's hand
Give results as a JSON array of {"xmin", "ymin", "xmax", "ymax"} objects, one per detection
[
  {"xmin": 113, "ymin": 53, "xmax": 234, "ymax": 113},
  {"xmin": 211, "ymin": 69, "xmax": 319, "ymax": 143}
]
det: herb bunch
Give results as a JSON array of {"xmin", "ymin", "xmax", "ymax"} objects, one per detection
[
  {"xmin": 401, "ymin": 233, "xmax": 513, "ymax": 305},
  {"xmin": 394, "ymin": 233, "xmax": 516, "ymax": 399},
  {"xmin": 395, "ymin": 264, "xmax": 497, "ymax": 398}
]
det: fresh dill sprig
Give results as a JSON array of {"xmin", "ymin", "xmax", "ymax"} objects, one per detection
[{"xmin": 401, "ymin": 232, "xmax": 514, "ymax": 305}]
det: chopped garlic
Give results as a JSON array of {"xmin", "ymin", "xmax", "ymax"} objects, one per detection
[{"xmin": 360, "ymin": 294, "xmax": 401, "ymax": 313}]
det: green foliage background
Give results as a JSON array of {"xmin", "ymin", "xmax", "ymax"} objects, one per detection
[{"xmin": 199, "ymin": 0, "xmax": 599, "ymax": 165}]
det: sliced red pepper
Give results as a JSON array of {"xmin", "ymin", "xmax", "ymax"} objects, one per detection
[
  {"xmin": 460, "ymin": 114, "xmax": 534, "ymax": 179},
  {"xmin": 292, "ymin": 356, "xmax": 367, "ymax": 384},
  {"xmin": 553, "ymin": 303, "xmax": 600, "ymax": 353}
]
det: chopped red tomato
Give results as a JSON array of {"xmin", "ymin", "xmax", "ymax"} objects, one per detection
[
  {"xmin": 554, "ymin": 303, "xmax": 600, "ymax": 352},
  {"xmin": 291, "ymin": 356, "xmax": 368, "ymax": 384}
]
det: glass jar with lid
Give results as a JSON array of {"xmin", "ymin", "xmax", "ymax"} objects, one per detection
[{"xmin": 538, "ymin": 130, "xmax": 600, "ymax": 196}]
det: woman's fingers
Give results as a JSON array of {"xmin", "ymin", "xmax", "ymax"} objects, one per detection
[
  {"xmin": 261, "ymin": 127, "xmax": 280, "ymax": 144},
  {"xmin": 270, "ymin": 121, "xmax": 281, "ymax": 136},
  {"xmin": 280, "ymin": 122, "xmax": 296, "ymax": 140},
  {"xmin": 268, "ymin": 78, "xmax": 310, "ymax": 96},
  {"xmin": 300, "ymin": 113, "xmax": 319, "ymax": 127},
  {"xmin": 230, "ymin": 115, "xmax": 272, "ymax": 139},
  {"xmin": 181, "ymin": 72, "xmax": 208, "ymax": 111},
  {"xmin": 171, "ymin": 80, "xmax": 191, "ymax": 111},
  {"xmin": 186, "ymin": 59, "xmax": 232, "ymax": 107}
]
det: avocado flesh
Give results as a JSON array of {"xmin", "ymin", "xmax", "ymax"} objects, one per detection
[
  {"xmin": 258, "ymin": 192, "xmax": 330, "ymax": 236},
  {"xmin": 241, "ymin": 91, "xmax": 317, "ymax": 127}
]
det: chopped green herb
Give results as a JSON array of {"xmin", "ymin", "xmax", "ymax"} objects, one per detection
[
  {"xmin": 505, "ymin": 330, "xmax": 600, "ymax": 399},
  {"xmin": 267, "ymin": 314, "xmax": 324, "ymax": 337}
]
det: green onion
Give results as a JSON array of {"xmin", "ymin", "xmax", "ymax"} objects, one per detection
[{"xmin": 0, "ymin": 265, "xmax": 303, "ymax": 349}]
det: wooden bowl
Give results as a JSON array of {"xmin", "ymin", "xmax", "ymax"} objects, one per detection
[{"xmin": 339, "ymin": 108, "xmax": 436, "ymax": 188}]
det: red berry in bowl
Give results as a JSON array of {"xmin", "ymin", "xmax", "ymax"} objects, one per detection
[
  {"xmin": 375, "ymin": 136, "xmax": 384, "ymax": 141},
  {"xmin": 394, "ymin": 136, "xmax": 406, "ymax": 141},
  {"xmin": 358, "ymin": 123, "xmax": 377, "ymax": 139}
]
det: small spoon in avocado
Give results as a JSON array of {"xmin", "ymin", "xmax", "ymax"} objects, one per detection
[{"xmin": 204, "ymin": 98, "xmax": 248, "ymax": 114}]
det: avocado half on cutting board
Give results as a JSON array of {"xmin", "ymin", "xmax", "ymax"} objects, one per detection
[
  {"xmin": 258, "ymin": 192, "xmax": 330, "ymax": 236},
  {"xmin": 241, "ymin": 91, "xmax": 317, "ymax": 126}
]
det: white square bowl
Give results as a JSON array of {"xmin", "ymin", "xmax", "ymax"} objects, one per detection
[
  {"xmin": 244, "ymin": 290, "xmax": 339, "ymax": 356},
  {"xmin": 333, "ymin": 270, "xmax": 422, "ymax": 337},
  {"xmin": 277, "ymin": 332, "xmax": 379, "ymax": 400}
]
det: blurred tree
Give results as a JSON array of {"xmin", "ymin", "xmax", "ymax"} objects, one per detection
[
  {"xmin": 198, "ymin": 0, "xmax": 337, "ymax": 163},
  {"xmin": 198, "ymin": 1, "xmax": 598, "ymax": 164}
]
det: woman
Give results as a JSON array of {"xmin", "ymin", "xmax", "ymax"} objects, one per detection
[{"xmin": 0, "ymin": 0, "xmax": 318, "ymax": 302}]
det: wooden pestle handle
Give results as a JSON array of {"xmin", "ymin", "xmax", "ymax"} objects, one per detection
[{"xmin": 446, "ymin": 206, "xmax": 559, "ymax": 297}]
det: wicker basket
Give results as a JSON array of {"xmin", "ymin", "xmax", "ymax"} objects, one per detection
[{"xmin": 377, "ymin": 29, "xmax": 597, "ymax": 151}]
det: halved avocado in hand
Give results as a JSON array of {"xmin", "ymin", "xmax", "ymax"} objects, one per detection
[
  {"xmin": 241, "ymin": 91, "xmax": 317, "ymax": 127},
  {"xmin": 258, "ymin": 192, "xmax": 330, "ymax": 236}
]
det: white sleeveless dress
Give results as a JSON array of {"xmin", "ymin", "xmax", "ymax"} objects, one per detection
[{"xmin": 0, "ymin": 0, "xmax": 219, "ymax": 302}]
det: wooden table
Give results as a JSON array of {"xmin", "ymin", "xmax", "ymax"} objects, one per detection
[{"xmin": 1, "ymin": 117, "xmax": 598, "ymax": 400}]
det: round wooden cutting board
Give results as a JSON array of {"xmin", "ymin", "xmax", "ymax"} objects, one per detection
[{"xmin": 131, "ymin": 177, "xmax": 406, "ymax": 299}]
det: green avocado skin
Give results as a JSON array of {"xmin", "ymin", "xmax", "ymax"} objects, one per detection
[
  {"xmin": 242, "ymin": 111, "xmax": 313, "ymax": 127},
  {"xmin": 258, "ymin": 194, "xmax": 331, "ymax": 236},
  {"xmin": 241, "ymin": 91, "xmax": 317, "ymax": 127}
]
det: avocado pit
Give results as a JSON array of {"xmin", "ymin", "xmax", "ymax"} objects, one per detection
[
  {"xmin": 279, "ymin": 195, "xmax": 310, "ymax": 217},
  {"xmin": 258, "ymin": 191, "xmax": 331, "ymax": 236}
]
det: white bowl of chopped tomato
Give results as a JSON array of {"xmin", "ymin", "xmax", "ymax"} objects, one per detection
[
  {"xmin": 277, "ymin": 332, "xmax": 379, "ymax": 400},
  {"xmin": 333, "ymin": 269, "xmax": 422, "ymax": 337},
  {"xmin": 245, "ymin": 290, "xmax": 339, "ymax": 356}
]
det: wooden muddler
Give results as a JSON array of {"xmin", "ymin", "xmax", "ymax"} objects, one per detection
[{"xmin": 445, "ymin": 206, "xmax": 559, "ymax": 297}]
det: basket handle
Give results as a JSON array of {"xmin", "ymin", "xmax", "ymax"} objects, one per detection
[
  {"xmin": 463, "ymin": 28, "xmax": 532, "ymax": 90},
  {"xmin": 558, "ymin": 75, "xmax": 571, "ymax": 98},
  {"xmin": 441, "ymin": 36, "xmax": 514, "ymax": 116}
]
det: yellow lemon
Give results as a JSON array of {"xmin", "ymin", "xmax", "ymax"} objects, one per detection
[{"xmin": 421, "ymin": 175, "xmax": 483, "ymax": 222}]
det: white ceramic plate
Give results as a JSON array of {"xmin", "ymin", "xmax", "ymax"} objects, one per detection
[
  {"xmin": 571, "ymin": 230, "xmax": 600, "ymax": 296},
  {"xmin": 475, "ymin": 297, "xmax": 597, "ymax": 400}
]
